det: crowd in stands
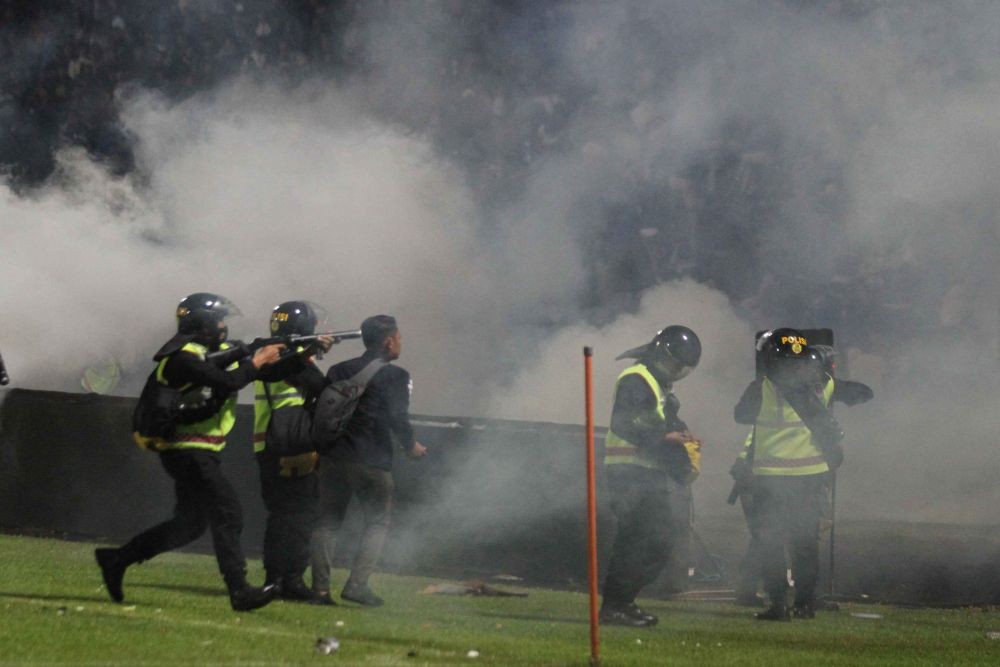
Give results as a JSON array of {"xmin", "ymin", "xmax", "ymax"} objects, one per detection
[{"xmin": 2, "ymin": 0, "xmax": 995, "ymax": 378}]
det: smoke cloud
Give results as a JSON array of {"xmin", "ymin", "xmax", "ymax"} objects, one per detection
[{"xmin": 1, "ymin": 1, "xmax": 998, "ymax": 528}]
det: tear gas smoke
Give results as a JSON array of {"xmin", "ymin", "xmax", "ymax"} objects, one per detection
[{"xmin": 1, "ymin": 1, "xmax": 998, "ymax": 532}]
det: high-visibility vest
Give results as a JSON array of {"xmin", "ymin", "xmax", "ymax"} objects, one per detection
[
  {"xmin": 161, "ymin": 342, "xmax": 238, "ymax": 452},
  {"xmin": 751, "ymin": 376, "xmax": 835, "ymax": 476},
  {"xmin": 604, "ymin": 363, "xmax": 669, "ymax": 471},
  {"xmin": 252, "ymin": 377, "xmax": 306, "ymax": 454}
]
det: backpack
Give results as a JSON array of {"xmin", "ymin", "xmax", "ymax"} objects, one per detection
[
  {"xmin": 310, "ymin": 358, "xmax": 387, "ymax": 454},
  {"xmin": 260, "ymin": 380, "xmax": 316, "ymax": 458},
  {"xmin": 131, "ymin": 373, "xmax": 219, "ymax": 450}
]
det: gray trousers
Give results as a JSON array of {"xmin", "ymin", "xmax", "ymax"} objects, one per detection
[{"xmin": 311, "ymin": 459, "xmax": 394, "ymax": 593}]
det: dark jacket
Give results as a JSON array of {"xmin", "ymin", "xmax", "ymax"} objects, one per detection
[{"xmin": 325, "ymin": 350, "xmax": 415, "ymax": 471}]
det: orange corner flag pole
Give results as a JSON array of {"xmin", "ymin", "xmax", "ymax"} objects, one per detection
[{"xmin": 584, "ymin": 346, "xmax": 600, "ymax": 666}]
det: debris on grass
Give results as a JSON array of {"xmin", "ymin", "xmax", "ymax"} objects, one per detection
[
  {"xmin": 985, "ymin": 631, "xmax": 1000, "ymax": 640},
  {"xmin": 493, "ymin": 574, "xmax": 523, "ymax": 582},
  {"xmin": 466, "ymin": 649, "xmax": 480, "ymax": 658},
  {"xmin": 315, "ymin": 637, "xmax": 340, "ymax": 655},
  {"xmin": 851, "ymin": 613, "xmax": 883, "ymax": 620},
  {"xmin": 421, "ymin": 580, "xmax": 528, "ymax": 597},
  {"xmin": 407, "ymin": 650, "xmax": 418, "ymax": 657},
  {"xmin": 335, "ymin": 620, "xmax": 345, "ymax": 627}
]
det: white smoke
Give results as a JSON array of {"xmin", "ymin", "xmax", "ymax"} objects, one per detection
[{"xmin": 2, "ymin": 1, "xmax": 999, "ymax": 526}]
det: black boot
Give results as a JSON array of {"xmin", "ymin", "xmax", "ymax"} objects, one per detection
[
  {"xmin": 95, "ymin": 548, "xmax": 128, "ymax": 603},
  {"xmin": 599, "ymin": 603, "xmax": 656, "ymax": 627},
  {"xmin": 310, "ymin": 590, "xmax": 338, "ymax": 606},
  {"xmin": 229, "ymin": 583, "xmax": 278, "ymax": 612},
  {"xmin": 623, "ymin": 602, "xmax": 659, "ymax": 626},
  {"xmin": 755, "ymin": 604, "xmax": 791, "ymax": 621},
  {"xmin": 278, "ymin": 575, "xmax": 314, "ymax": 601}
]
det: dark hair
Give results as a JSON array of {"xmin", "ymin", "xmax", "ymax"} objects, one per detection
[{"xmin": 361, "ymin": 315, "xmax": 398, "ymax": 350}]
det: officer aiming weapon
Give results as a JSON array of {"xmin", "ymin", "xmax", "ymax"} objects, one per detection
[
  {"xmin": 206, "ymin": 329, "xmax": 361, "ymax": 365},
  {"xmin": 0, "ymin": 347, "xmax": 9, "ymax": 385}
]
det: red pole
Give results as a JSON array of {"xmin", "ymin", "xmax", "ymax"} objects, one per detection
[{"xmin": 584, "ymin": 346, "xmax": 600, "ymax": 666}]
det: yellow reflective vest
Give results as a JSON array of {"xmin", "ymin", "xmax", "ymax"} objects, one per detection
[
  {"xmin": 751, "ymin": 376, "xmax": 835, "ymax": 476},
  {"xmin": 252, "ymin": 377, "xmax": 306, "ymax": 454},
  {"xmin": 604, "ymin": 363, "xmax": 670, "ymax": 472},
  {"xmin": 160, "ymin": 342, "xmax": 239, "ymax": 452}
]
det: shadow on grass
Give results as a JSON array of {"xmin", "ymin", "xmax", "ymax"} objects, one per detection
[
  {"xmin": 129, "ymin": 582, "xmax": 225, "ymax": 598},
  {"xmin": 475, "ymin": 610, "xmax": 588, "ymax": 625},
  {"xmin": 0, "ymin": 591, "xmax": 108, "ymax": 604}
]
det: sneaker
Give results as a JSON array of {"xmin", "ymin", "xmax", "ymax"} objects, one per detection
[
  {"xmin": 310, "ymin": 591, "xmax": 338, "ymax": 606},
  {"xmin": 622, "ymin": 602, "xmax": 659, "ymax": 626},
  {"xmin": 599, "ymin": 605, "xmax": 656, "ymax": 628},
  {"xmin": 341, "ymin": 582, "xmax": 384, "ymax": 607},
  {"xmin": 95, "ymin": 548, "xmax": 127, "ymax": 603},
  {"xmin": 278, "ymin": 576, "xmax": 314, "ymax": 601},
  {"xmin": 792, "ymin": 604, "xmax": 816, "ymax": 619},
  {"xmin": 755, "ymin": 604, "xmax": 791, "ymax": 622},
  {"xmin": 230, "ymin": 584, "xmax": 278, "ymax": 612}
]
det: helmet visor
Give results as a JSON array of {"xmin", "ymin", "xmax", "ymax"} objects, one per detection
[{"xmin": 653, "ymin": 354, "xmax": 695, "ymax": 382}]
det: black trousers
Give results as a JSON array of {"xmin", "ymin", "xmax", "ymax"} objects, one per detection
[
  {"xmin": 311, "ymin": 459, "xmax": 394, "ymax": 593},
  {"xmin": 119, "ymin": 449, "xmax": 247, "ymax": 589},
  {"xmin": 257, "ymin": 452, "xmax": 319, "ymax": 584},
  {"xmin": 601, "ymin": 465, "xmax": 674, "ymax": 608},
  {"xmin": 753, "ymin": 473, "xmax": 827, "ymax": 607}
]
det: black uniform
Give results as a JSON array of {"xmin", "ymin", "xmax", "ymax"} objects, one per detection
[
  {"xmin": 255, "ymin": 355, "xmax": 329, "ymax": 593},
  {"xmin": 734, "ymin": 376, "xmax": 871, "ymax": 615},
  {"xmin": 602, "ymin": 366, "xmax": 693, "ymax": 616},
  {"xmin": 311, "ymin": 350, "xmax": 415, "ymax": 595},
  {"xmin": 114, "ymin": 342, "xmax": 260, "ymax": 593}
]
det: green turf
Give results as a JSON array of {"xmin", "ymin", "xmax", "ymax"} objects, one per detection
[{"xmin": 0, "ymin": 534, "xmax": 998, "ymax": 665}]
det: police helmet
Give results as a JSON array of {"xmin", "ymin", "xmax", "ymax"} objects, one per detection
[
  {"xmin": 617, "ymin": 325, "xmax": 702, "ymax": 382},
  {"xmin": 759, "ymin": 327, "xmax": 817, "ymax": 386},
  {"xmin": 176, "ymin": 292, "xmax": 240, "ymax": 346},
  {"xmin": 270, "ymin": 301, "xmax": 325, "ymax": 336}
]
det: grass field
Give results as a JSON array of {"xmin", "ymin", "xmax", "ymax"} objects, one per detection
[{"xmin": 1, "ymin": 534, "xmax": 999, "ymax": 665}]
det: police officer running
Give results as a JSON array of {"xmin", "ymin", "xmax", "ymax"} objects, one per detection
[
  {"xmin": 600, "ymin": 325, "xmax": 704, "ymax": 627},
  {"xmin": 95, "ymin": 293, "xmax": 285, "ymax": 611},
  {"xmin": 734, "ymin": 328, "xmax": 872, "ymax": 620},
  {"xmin": 252, "ymin": 301, "xmax": 335, "ymax": 602}
]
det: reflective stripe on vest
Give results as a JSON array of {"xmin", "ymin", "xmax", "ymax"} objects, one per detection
[
  {"xmin": 752, "ymin": 376, "xmax": 835, "ymax": 476},
  {"xmin": 252, "ymin": 379, "xmax": 305, "ymax": 453},
  {"xmin": 167, "ymin": 342, "xmax": 238, "ymax": 453},
  {"xmin": 604, "ymin": 363, "xmax": 668, "ymax": 471}
]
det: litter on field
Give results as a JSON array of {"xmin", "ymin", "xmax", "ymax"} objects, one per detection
[
  {"xmin": 315, "ymin": 637, "xmax": 340, "ymax": 655},
  {"xmin": 851, "ymin": 613, "xmax": 883, "ymax": 620}
]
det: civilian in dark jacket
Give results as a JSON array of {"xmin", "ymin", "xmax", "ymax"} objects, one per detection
[{"xmin": 310, "ymin": 315, "xmax": 426, "ymax": 606}]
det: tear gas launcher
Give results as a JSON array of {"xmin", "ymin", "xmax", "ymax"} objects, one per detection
[{"xmin": 206, "ymin": 329, "xmax": 362, "ymax": 365}]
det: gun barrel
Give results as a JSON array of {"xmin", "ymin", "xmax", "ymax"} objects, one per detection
[
  {"xmin": 0, "ymin": 349, "xmax": 9, "ymax": 386},
  {"xmin": 324, "ymin": 329, "xmax": 362, "ymax": 340}
]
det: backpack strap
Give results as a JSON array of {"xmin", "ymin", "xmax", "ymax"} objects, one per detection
[{"xmin": 349, "ymin": 358, "xmax": 389, "ymax": 389}]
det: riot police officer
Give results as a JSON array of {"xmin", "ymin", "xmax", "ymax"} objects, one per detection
[
  {"xmin": 734, "ymin": 328, "xmax": 871, "ymax": 620},
  {"xmin": 96, "ymin": 293, "xmax": 284, "ymax": 611},
  {"xmin": 252, "ymin": 301, "xmax": 334, "ymax": 602},
  {"xmin": 600, "ymin": 325, "xmax": 704, "ymax": 627}
]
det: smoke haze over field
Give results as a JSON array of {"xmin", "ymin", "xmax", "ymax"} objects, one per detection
[{"xmin": 1, "ymin": 1, "xmax": 998, "ymax": 525}]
